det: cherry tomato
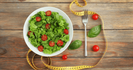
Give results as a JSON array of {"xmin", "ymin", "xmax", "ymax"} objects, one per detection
[
  {"xmin": 36, "ymin": 17, "xmax": 41, "ymax": 22},
  {"xmin": 92, "ymin": 45, "xmax": 99, "ymax": 52},
  {"xmin": 28, "ymin": 31, "xmax": 32, "ymax": 36},
  {"xmin": 38, "ymin": 45, "xmax": 44, "ymax": 52},
  {"xmin": 62, "ymin": 55, "xmax": 67, "ymax": 60},
  {"xmin": 45, "ymin": 24, "xmax": 50, "ymax": 29},
  {"xmin": 41, "ymin": 34, "xmax": 47, "ymax": 41},
  {"xmin": 64, "ymin": 29, "xmax": 69, "ymax": 35},
  {"xmin": 49, "ymin": 41, "xmax": 55, "ymax": 47},
  {"xmin": 45, "ymin": 10, "xmax": 52, "ymax": 16},
  {"xmin": 57, "ymin": 40, "xmax": 64, "ymax": 46},
  {"xmin": 92, "ymin": 14, "xmax": 98, "ymax": 20},
  {"xmin": 28, "ymin": 31, "xmax": 34, "ymax": 36}
]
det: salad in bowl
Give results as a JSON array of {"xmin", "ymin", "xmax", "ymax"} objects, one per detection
[{"xmin": 23, "ymin": 7, "xmax": 73, "ymax": 57}]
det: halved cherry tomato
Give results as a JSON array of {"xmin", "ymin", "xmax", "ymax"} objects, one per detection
[
  {"xmin": 57, "ymin": 40, "xmax": 64, "ymax": 46},
  {"xmin": 41, "ymin": 34, "xmax": 47, "ymax": 41},
  {"xmin": 36, "ymin": 17, "xmax": 41, "ymax": 22},
  {"xmin": 28, "ymin": 31, "xmax": 34, "ymax": 36},
  {"xmin": 45, "ymin": 24, "xmax": 50, "ymax": 29},
  {"xmin": 92, "ymin": 45, "xmax": 99, "ymax": 52},
  {"xmin": 62, "ymin": 55, "xmax": 67, "ymax": 60},
  {"xmin": 38, "ymin": 45, "xmax": 44, "ymax": 52},
  {"xmin": 49, "ymin": 41, "xmax": 55, "ymax": 47},
  {"xmin": 64, "ymin": 29, "xmax": 69, "ymax": 35},
  {"xmin": 28, "ymin": 31, "xmax": 32, "ymax": 36},
  {"xmin": 92, "ymin": 14, "xmax": 98, "ymax": 20},
  {"xmin": 45, "ymin": 10, "xmax": 52, "ymax": 16}
]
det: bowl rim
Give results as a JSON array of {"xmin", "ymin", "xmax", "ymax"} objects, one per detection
[{"xmin": 23, "ymin": 7, "xmax": 73, "ymax": 57}]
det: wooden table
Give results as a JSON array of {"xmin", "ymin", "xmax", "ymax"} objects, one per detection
[{"xmin": 0, "ymin": 0, "xmax": 133, "ymax": 70}]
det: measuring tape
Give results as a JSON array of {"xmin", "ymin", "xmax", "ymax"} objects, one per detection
[{"xmin": 26, "ymin": 0, "xmax": 108, "ymax": 70}]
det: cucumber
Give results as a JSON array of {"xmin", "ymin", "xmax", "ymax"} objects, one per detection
[{"xmin": 68, "ymin": 40, "xmax": 82, "ymax": 50}]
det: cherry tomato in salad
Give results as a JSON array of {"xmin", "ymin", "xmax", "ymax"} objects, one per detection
[
  {"xmin": 49, "ymin": 41, "xmax": 55, "ymax": 47},
  {"xmin": 57, "ymin": 40, "xmax": 64, "ymax": 46},
  {"xmin": 45, "ymin": 24, "xmax": 50, "ymax": 29},
  {"xmin": 41, "ymin": 34, "xmax": 47, "ymax": 41},
  {"xmin": 28, "ymin": 31, "xmax": 32, "ymax": 36},
  {"xmin": 45, "ymin": 10, "xmax": 52, "ymax": 16},
  {"xmin": 92, "ymin": 45, "xmax": 99, "ymax": 52},
  {"xmin": 64, "ymin": 29, "xmax": 69, "ymax": 35},
  {"xmin": 38, "ymin": 45, "xmax": 44, "ymax": 52},
  {"xmin": 92, "ymin": 14, "xmax": 98, "ymax": 20},
  {"xmin": 62, "ymin": 55, "xmax": 67, "ymax": 60},
  {"xmin": 28, "ymin": 31, "xmax": 34, "ymax": 36},
  {"xmin": 36, "ymin": 17, "xmax": 41, "ymax": 22}
]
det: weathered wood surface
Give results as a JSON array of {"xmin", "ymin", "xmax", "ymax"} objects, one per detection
[
  {"xmin": 1, "ymin": 30, "xmax": 133, "ymax": 42},
  {"xmin": 0, "ymin": 30, "xmax": 133, "ymax": 58},
  {"xmin": 0, "ymin": 58, "xmax": 133, "ymax": 70},
  {"xmin": 0, "ymin": 0, "xmax": 133, "ymax": 3},
  {"xmin": 0, "ymin": 0, "xmax": 133, "ymax": 70},
  {"xmin": 0, "ymin": 3, "xmax": 133, "ymax": 29}
]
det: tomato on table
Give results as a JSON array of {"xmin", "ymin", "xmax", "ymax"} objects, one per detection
[
  {"xmin": 92, "ymin": 45, "xmax": 99, "ymax": 52},
  {"xmin": 92, "ymin": 14, "xmax": 98, "ymax": 20},
  {"xmin": 57, "ymin": 40, "xmax": 64, "ymax": 46},
  {"xmin": 45, "ymin": 24, "xmax": 50, "ymax": 29},
  {"xmin": 36, "ymin": 17, "xmax": 41, "ymax": 22},
  {"xmin": 41, "ymin": 34, "xmax": 47, "ymax": 41},
  {"xmin": 62, "ymin": 55, "xmax": 67, "ymax": 60},
  {"xmin": 49, "ymin": 41, "xmax": 55, "ymax": 47},
  {"xmin": 45, "ymin": 10, "xmax": 52, "ymax": 16},
  {"xmin": 64, "ymin": 29, "xmax": 69, "ymax": 35},
  {"xmin": 38, "ymin": 45, "xmax": 44, "ymax": 52}
]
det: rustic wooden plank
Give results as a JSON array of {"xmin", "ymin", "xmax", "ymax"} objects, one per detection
[
  {"xmin": 0, "ymin": 30, "xmax": 133, "ymax": 58},
  {"xmin": 0, "ymin": 58, "xmax": 133, "ymax": 70},
  {"xmin": 1, "ymin": 30, "xmax": 133, "ymax": 42},
  {"xmin": 0, "ymin": 3, "xmax": 133, "ymax": 29},
  {"xmin": 0, "ymin": 0, "xmax": 133, "ymax": 3}
]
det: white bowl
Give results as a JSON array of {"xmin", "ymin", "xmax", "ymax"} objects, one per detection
[{"xmin": 23, "ymin": 7, "xmax": 73, "ymax": 57}]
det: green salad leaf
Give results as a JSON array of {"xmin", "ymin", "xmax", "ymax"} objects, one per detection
[{"xmin": 27, "ymin": 11, "xmax": 70, "ymax": 54}]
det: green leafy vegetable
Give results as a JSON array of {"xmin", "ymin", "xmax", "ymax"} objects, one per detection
[
  {"xmin": 87, "ymin": 25, "xmax": 101, "ymax": 38},
  {"xmin": 27, "ymin": 11, "xmax": 70, "ymax": 54}
]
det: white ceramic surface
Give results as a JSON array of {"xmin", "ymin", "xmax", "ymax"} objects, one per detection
[{"xmin": 23, "ymin": 7, "xmax": 73, "ymax": 57}]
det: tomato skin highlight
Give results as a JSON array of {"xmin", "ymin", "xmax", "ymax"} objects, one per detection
[
  {"xmin": 45, "ymin": 24, "xmax": 50, "ymax": 29},
  {"xmin": 38, "ymin": 45, "xmax": 44, "ymax": 52},
  {"xmin": 36, "ymin": 17, "xmax": 41, "ymax": 22},
  {"xmin": 49, "ymin": 41, "xmax": 55, "ymax": 47},
  {"xmin": 64, "ymin": 29, "xmax": 69, "ymax": 35},
  {"xmin": 62, "ymin": 55, "xmax": 67, "ymax": 60},
  {"xmin": 92, "ymin": 14, "xmax": 98, "ymax": 20},
  {"xmin": 57, "ymin": 40, "xmax": 64, "ymax": 46},
  {"xmin": 92, "ymin": 45, "xmax": 99, "ymax": 52},
  {"xmin": 46, "ymin": 10, "xmax": 52, "ymax": 16},
  {"xmin": 41, "ymin": 35, "xmax": 48, "ymax": 41}
]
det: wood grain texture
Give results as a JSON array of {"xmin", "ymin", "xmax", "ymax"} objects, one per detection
[
  {"xmin": 0, "ymin": 30, "xmax": 133, "ymax": 58},
  {"xmin": 0, "ymin": 58, "xmax": 133, "ymax": 70},
  {"xmin": 0, "ymin": 1, "xmax": 133, "ymax": 70},
  {"xmin": 0, "ymin": 0, "xmax": 133, "ymax": 3},
  {"xmin": 0, "ymin": 3, "xmax": 133, "ymax": 29},
  {"xmin": 1, "ymin": 30, "xmax": 133, "ymax": 42}
]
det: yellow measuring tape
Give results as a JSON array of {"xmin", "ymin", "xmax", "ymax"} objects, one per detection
[{"xmin": 26, "ymin": 0, "xmax": 108, "ymax": 70}]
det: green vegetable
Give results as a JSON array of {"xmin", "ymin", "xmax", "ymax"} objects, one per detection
[
  {"xmin": 87, "ymin": 25, "xmax": 101, "ymax": 38},
  {"xmin": 28, "ymin": 11, "xmax": 70, "ymax": 54},
  {"xmin": 68, "ymin": 40, "xmax": 82, "ymax": 50}
]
